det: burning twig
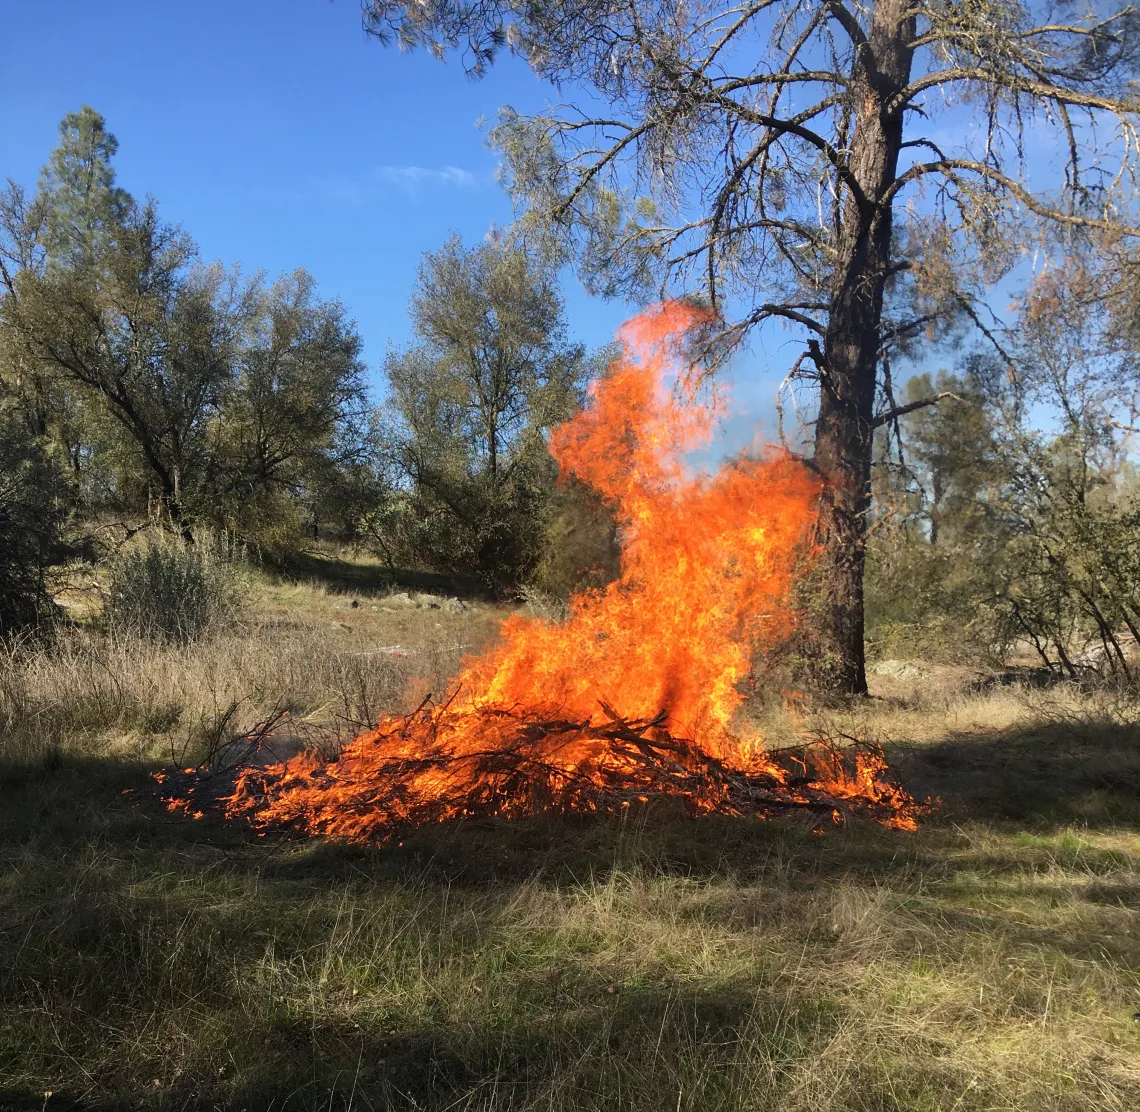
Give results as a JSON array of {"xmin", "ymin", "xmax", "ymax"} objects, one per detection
[{"xmin": 152, "ymin": 696, "xmax": 920, "ymax": 839}]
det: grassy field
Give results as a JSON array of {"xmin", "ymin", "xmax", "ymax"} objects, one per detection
[{"xmin": 1, "ymin": 566, "xmax": 1138, "ymax": 1111}]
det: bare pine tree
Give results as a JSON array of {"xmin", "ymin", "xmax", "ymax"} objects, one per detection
[{"xmin": 363, "ymin": 0, "xmax": 1140, "ymax": 693}]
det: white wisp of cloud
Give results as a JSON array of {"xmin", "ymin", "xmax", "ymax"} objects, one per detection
[{"xmin": 376, "ymin": 164, "xmax": 477, "ymax": 191}]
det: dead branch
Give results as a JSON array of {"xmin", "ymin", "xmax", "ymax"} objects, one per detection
[
  {"xmin": 152, "ymin": 695, "xmax": 919, "ymax": 840},
  {"xmin": 871, "ymin": 391, "xmax": 962, "ymax": 428}
]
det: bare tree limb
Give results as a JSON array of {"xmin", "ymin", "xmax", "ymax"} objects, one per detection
[{"xmin": 871, "ymin": 391, "xmax": 962, "ymax": 428}]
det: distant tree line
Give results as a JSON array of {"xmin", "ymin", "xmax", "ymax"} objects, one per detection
[
  {"xmin": 867, "ymin": 252, "xmax": 1140, "ymax": 678},
  {"xmin": 372, "ymin": 233, "xmax": 617, "ymax": 595},
  {"xmin": 363, "ymin": 0, "xmax": 1140, "ymax": 696},
  {"xmin": 7, "ymin": 106, "xmax": 1140, "ymax": 684},
  {"xmin": 0, "ymin": 107, "xmax": 617, "ymax": 633},
  {"xmin": 0, "ymin": 108, "xmax": 374, "ymax": 548}
]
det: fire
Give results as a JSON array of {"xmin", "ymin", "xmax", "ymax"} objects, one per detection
[{"xmin": 163, "ymin": 302, "xmax": 919, "ymax": 838}]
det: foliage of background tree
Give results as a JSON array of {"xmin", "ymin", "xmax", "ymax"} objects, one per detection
[
  {"xmin": 0, "ymin": 108, "xmax": 373, "ymax": 553},
  {"xmin": 379, "ymin": 236, "xmax": 597, "ymax": 592},
  {"xmin": 866, "ymin": 365, "xmax": 1011, "ymax": 661},
  {"xmin": 990, "ymin": 257, "xmax": 1140, "ymax": 678},
  {"xmin": 211, "ymin": 268, "xmax": 372, "ymax": 547},
  {"xmin": 867, "ymin": 254, "xmax": 1140, "ymax": 674},
  {"xmin": 37, "ymin": 105, "xmax": 131, "ymax": 269},
  {"xmin": 4, "ymin": 202, "xmax": 241, "ymax": 537},
  {"xmin": 0, "ymin": 394, "xmax": 71, "ymax": 636},
  {"xmin": 364, "ymin": 0, "xmax": 1140, "ymax": 693}
]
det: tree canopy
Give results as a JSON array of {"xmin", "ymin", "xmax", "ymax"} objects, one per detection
[
  {"xmin": 0, "ymin": 107, "xmax": 372, "ymax": 549},
  {"xmin": 381, "ymin": 235, "xmax": 595, "ymax": 591}
]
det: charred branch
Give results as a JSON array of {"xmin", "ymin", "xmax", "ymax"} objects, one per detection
[{"xmin": 153, "ymin": 698, "xmax": 919, "ymax": 840}]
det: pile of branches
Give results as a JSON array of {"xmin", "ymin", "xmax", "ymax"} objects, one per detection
[{"xmin": 153, "ymin": 697, "xmax": 918, "ymax": 840}]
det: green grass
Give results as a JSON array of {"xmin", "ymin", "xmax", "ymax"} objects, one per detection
[{"xmin": 1, "ymin": 583, "xmax": 1139, "ymax": 1110}]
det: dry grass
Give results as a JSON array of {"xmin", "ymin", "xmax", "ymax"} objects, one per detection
[
  {"xmin": 0, "ymin": 572, "xmax": 508, "ymax": 770},
  {"xmin": 1, "ymin": 576, "xmax": 1138, "ymax": 1111}
]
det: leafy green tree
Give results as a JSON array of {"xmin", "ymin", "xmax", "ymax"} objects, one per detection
[
  {"xmin": 0, "ymin": 123, "xmax": 103, "ymax": 479},
  {"xmin": 381, "ymin": 236, "xmax": 592, "ymax": 590},
  {"xmin": 868, "ymin": 253, "xmax": 1140, "ymax": 674},
  {"xmin": 15, "ymin": 107, "xmax": 134, "ymax": 499},
  {"xmin": 986, "ymin": 261, "xmax": 1140, "ymax": 677},
  {"xmin": 363, "ymin": 0, "xmax": 1140, "ymax": 693},
  {"xmin": 866, "ymin": 365, "xmax": 1009, "ymax": 659},
  {"xmin": 2, "ymin": 109, "xmax": 241, "ymax": 531},
  {"xmin": 212, "ymin": 269, "xmax": 372, "ymax": 545},
  {"xmin": 2, "ymin": 202, "xmax": 248, "ymax": 536},
  {"xmin": 0, "ymin": 391, "xmax": 71, "ymax": 635},
  {"xmin": 2, "ymin": 108, "xmax": 375, "ymax": 550},
  {"xmin": 37, "ymin": 106, "xmax": 131, "ymax": 270},
  {"xmin": 901, "ymin": 369, "xmax": 1000, "ymax": 548}
]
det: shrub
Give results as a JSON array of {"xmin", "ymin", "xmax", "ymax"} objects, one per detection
[
  {"xmin": 864, "ymin": 529, "xmax": 1008, "ymax": 666},
  {"xmin": 531, "ymin": 476, "xmax": 622, "ymax": 601},
  {"xmin": 0, "ymin": 405, "xmax": 71, "ymax": 638},
  {"xmin": 105, "ymin": 535, "xmax": 238, "ymax": 642}
]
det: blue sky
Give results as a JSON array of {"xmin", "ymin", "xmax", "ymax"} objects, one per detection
[
  {"xmin": 0, "ymin": 1, "xmax": 634, "ymax": 356},
  {"xmin": 0, "ymin": 0, "xmax": 812, "ymax": 451},
  {"xmin": 1, "ymin": 1, "xmax": 1074, "ymax": 454}
]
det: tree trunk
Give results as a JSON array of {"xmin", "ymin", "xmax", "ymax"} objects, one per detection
[
  {"xmin": 165, "ymin": 489, "xmax": 195, "ymax": 545},
  {"xmin": 810, "ymin": 1, "xmax": 914, "ymax": 696}
]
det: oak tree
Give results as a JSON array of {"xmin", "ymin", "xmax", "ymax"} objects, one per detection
[
  {"xmin": 1, "ymin": 109, "xmax": 373, "ymax": 548},
  {"xmin": 213, "ymin": 268, "xmax": 371, "ymax": 542},
  {"xmin": 381, "ymin": 235, "xmax": 590, "ymax": 590}
]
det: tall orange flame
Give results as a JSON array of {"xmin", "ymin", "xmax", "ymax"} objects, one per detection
[
  {"xmin": 470, "ymin": 301, "xmax": 815, "ymax": 753},
  {"xmin": 164, "ymin": 303, "xmax": 918, "ymax": 838}
]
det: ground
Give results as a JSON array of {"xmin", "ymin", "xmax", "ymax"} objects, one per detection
[{"xmin": 1, "ymin": 560, "xmax": 1138, "ymax": 1111}]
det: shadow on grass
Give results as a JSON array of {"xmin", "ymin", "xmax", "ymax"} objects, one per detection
[
  {"xmin": 265, "ymin": 551, "xmax": 491, "ymax": 602},
  {"xmin": 969, "ymin": 664, "xmax": 1059, "ymax": 690},
  {"xmin": 1, "ymin": 726, "xmax": 1137, "ymax": 1112},
  {"xmin": 894, "ymin": 714, "xmax": 1140, "ymax": 831},
  {"xmin": 0, "ymin": 752, "xmax": 898, "ymax": 889},
  {"xmin": 0, "ymin": 980, "xmax": 858, "ymax": 1112},
  {"xmin": 0, "ymin": 732, "xmax": 1134, "ymax": 944},
  {"xmin": 0, "ymin": 758, "xmax": 854, "ymax": 1111},
  {"xmin": 3, "ymin": 700, "xmax": 1139, "ymax": 886}
]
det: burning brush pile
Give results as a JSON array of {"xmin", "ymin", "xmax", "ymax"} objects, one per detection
[{"xmin": 159, "ymin": 302, "xmax": 919, "ymax": 839}]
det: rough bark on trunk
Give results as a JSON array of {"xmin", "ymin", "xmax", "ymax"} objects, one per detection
[{"xmin": 810, "ymin": 1, "xmax": 914, "ymax": 696}]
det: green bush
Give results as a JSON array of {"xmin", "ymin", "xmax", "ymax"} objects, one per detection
[
  {"xmin": 0, "ymin": 405, "xmax": 71, "ymax": 638},
  {"xmin": 864, "ymin": 534, "xmax": 1008, "ymax": 665},
  {"xmin": 531, "ymin": 476, "xmax": 622, "ymax": 601},
  {"xmin": 105, "ymin": 536, "xmax": 238, "ymax": 642}
]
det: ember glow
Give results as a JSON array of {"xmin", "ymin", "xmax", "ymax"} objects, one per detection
[{"xmin": 164, "ymin": 302, "xmax": 918, "ymax": 838}]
